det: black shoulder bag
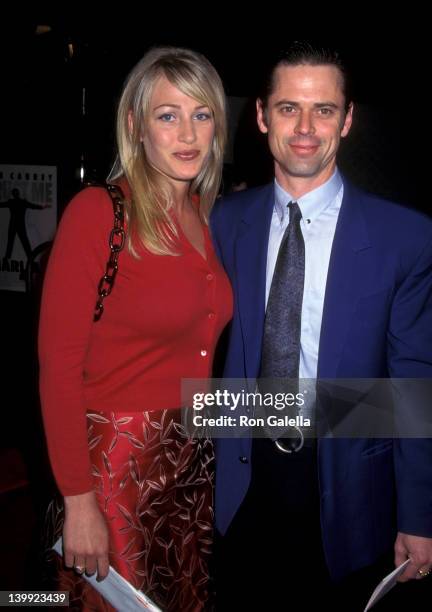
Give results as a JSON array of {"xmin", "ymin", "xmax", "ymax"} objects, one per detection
[{"xmin": 93, "ymin": 183, "xmax": 126, "ymax": 322}]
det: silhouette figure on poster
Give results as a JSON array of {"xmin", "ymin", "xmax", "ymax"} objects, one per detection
[{"xmin": 0, "ymin": 188, "xmax": 51, "ymax": 259}]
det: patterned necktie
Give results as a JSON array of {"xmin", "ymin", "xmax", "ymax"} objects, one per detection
[{"xmin": 260, "ymin": 201, "xmax": 305, "ymax": 441}]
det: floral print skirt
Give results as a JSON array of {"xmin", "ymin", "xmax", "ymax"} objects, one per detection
[{"xmin": 46, "ymin": 409, "xmax": 215, "ymax": 611}]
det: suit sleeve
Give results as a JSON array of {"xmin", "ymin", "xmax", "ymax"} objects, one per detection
[{"xmin": 388, "ymin": 236, "xmax": 432, "ymax": 536}]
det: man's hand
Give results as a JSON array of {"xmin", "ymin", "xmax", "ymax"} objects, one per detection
[
  {"xmin": 63, "ymin": 491, "xmax": 110, "ymax": 581},
  {"xmin": 395, "ymin": 532, "xmax": 432, "ymax": 581}
]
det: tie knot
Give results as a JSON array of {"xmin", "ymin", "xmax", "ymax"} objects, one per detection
[{"xmin": 288, "ymin": 201, "xmax": 302, "ymax": 225}]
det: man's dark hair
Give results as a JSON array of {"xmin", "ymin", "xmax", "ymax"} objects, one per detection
[{"xmin": 259, "ymin": 41, "xmax": 352, "ymax": 111}]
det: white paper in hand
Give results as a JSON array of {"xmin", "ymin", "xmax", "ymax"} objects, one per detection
[
  {"xmin": 53, "ymin": 537, "xmax": 162, "ymax": 612},
  {"xmin": 363, "ymin": 558, "xmax": 411, "ymax": 611}
]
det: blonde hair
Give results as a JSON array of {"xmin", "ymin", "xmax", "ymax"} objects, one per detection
[{"xmin": 108, "ymin": 46, "xmax": 227, "ymax": 256}]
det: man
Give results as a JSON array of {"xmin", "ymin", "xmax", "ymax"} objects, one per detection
[{"xmin": 211, "ymin": 42, "xmax": 432, "ymax": 609}]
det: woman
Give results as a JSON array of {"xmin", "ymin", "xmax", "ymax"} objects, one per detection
[{"xmin": 39, "ymin": 46, "xmax": 232, "ymax": 611}]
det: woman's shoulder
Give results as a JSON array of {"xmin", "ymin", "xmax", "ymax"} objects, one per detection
[
  {"xmin": 64, "ymin": 185, "xmax": 114, "ymax": 220},
  {"xmin": 54, "ymin": 185, "xmax": 116, "ymax": 251}
]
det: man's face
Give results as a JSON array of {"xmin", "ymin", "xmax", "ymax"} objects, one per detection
[{"xmin": 257, "ymin": 64, "xmax": 353, "ymax": 189}]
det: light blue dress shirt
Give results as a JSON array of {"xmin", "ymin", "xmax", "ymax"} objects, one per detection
[{"xmin": 265, "ymin": 170, "xmax": 344, "ymax": 379}]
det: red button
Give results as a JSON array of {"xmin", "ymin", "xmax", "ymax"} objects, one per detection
[
  {"xmin": 208, "ymin": 312, "xmax": 215, "ymax": 319},
  {"xmin": 206, "ymin": 273, "xmax": 214, "ymax": 281}
]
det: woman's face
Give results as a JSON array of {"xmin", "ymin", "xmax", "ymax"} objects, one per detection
[{"xmin": 142, "ymin": 76, "xmax": 215, "ymax": 189}]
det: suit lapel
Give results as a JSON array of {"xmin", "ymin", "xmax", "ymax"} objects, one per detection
[
  {"xmin": 318, "ymin": 181, "xmax": 371, "ymax": 378},
  {"xmin": 235, "ymin": 184, "xmax": 274, "ymax": 379}
]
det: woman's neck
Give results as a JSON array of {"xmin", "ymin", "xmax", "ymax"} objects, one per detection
[{"xmin": 171, "ymin": 182, "xmax": 193, "ymax": 215}]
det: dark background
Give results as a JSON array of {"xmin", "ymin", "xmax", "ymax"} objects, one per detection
[
  {"xmin": 0, "ymin": 10, "xmax": 428, "ymax": 592},
  {"xmin": 0, "ymin": 13, "xmax": 426, "ymax": 209}
]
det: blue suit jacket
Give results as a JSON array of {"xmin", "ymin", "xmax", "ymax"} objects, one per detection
[{"xmin": 210, "ymin": 179, "xmax": 432, "ymax": 579}]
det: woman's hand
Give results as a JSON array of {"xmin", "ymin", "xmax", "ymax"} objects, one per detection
[{"xmin": 63, "ymin": 491, "xmax": 110, "ymax": 581}]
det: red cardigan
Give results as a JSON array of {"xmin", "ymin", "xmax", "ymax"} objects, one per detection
[{"xmin": 39, "ymin": 186, "xmax": 232, "ymax": 496}]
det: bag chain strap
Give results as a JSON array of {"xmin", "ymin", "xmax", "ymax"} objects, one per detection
[{"xmin": 94, "ymin": 183, "xmax": 126, "ymax": 322}]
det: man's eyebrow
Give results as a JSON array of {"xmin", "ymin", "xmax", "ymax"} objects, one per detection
[
  {"xmin": 273, "ymin": 100, "xmax": 339, "ymax": 109},
  {"xmin": 273, "ymin": 99, "xmax": 298, "ymax": 108},
  {"xmin": 314, "ymin": 102, "xmax": 339, "ymax": 109}
]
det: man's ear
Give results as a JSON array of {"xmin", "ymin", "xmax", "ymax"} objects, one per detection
[
  {"xmin": 256, "ymin": 98, "xmax": 268, "ymax": 134},
  {"xmin": 341, "ymin": 102, "xmax": 353, "ymax": 138}
]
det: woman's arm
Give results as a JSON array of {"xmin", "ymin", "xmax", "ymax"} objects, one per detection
[
  {"xmin": 63, "ymin": 491, "xmax": 109, "ymax": 579},
  {"xmin": 39, "ymin": 187, "xmax": 113, "ymax": 578}
]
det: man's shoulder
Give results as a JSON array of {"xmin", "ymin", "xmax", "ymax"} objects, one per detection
[
  {"xmin": 357, "ymin": 188, "xmax": 429, "ymax": 222},
  {"xmin": 346, "ymin": 182, "xmax": 432, "ymax": 243},
  {"xmin": 213, "ymin": 183, "xmax": 273, "ymax": 221}
]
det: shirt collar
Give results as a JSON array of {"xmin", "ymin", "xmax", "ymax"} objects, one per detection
[{"xmin": 274, "ymin": 169, "xmax": 343, "ymax": 224}]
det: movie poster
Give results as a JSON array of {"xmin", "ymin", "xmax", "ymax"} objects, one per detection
[{"xmin": 0, "ymin": 165, "xmax": 57, "ymax": 291}]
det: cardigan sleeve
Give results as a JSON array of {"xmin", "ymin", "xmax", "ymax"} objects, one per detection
[{"xmin": 39, "ymin": 186, "xmax": 113, "ymax": 496}]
